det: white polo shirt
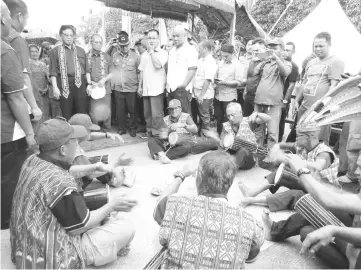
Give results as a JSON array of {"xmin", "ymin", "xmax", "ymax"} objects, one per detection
[
  {"xmin": 193, "ymin": 54, "xmax": 218, "ymax": 99},
  {"xmin": 167, "ymin": 42, "xmax": 198, "ymax": 92},
  {"xmin": 138, "ymin": 48, "xmax": 168, "ymax": 96}
]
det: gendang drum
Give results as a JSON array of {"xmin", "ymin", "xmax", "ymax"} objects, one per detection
[{"xmin": 83, "ymin": 183, "xmax": 110, "ymax": 211}]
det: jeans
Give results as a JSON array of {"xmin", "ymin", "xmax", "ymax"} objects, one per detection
[
  {"xmin": 278, "ymin": 104, "xmax": 289, "ymax": 142},
  {"xmin": 192, "ymin": 98, "xmax": 213, "ymax": 131},
  {"xmin": 1, "ymin": 138, "xmax": 30, "ymax": 229},
  {"xmin": 57, "ymin": 76, "xmax": 87, "ymax": 120},
  {"xmin": 254, "ymin": 104, "xmax": 281, "ymax": 149},
  {"xmin": 81, "ymin": 215, "xmax": 135, "ymax": 266},
  {"xmin": 143, "ymin": 94, "xmax": 164, "ymax": 134},
  {"xmin": 90, "ymin": 93, "xmax": 111, "ymax": 132},
  {"xmin": 214, "ymin": 99, "xmax": 235, "ymax": 134},
  {"xmin": 114, "ymin": 91, "xmax": 138, "ymax": 132},
  {"xmin": 167, "ymin": 88, "xmax": 192, "ymax": 114},
  {"xmin": 148, "ymin": 136, "xmax": 218, "ymax": 160}
]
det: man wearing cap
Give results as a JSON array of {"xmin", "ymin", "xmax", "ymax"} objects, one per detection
[
  {"xmin": 49, "ymin": 25, "xmax": 88, "ymax": 120},
  {"xmin": 1, "ymin": 0, "xmax": 37, "ymax": 229},
  {"xmin": 214, "ymin": 44, "xmax": 244, "ymax": 134},
  {"xmin": 167, "ymin": 25, "xmax": 198, "ymax": 114},
  {"xmin": 294, "ymin": 32, "xmax": 344, "ymax": 145},
  {"xmin": 148, "ymin": 99, "xmax": 218, "ymax": 164},
  {"xmin": 111, "ymin": 31, "xmax": 141, "ymax": 137},
  {"xmin": 86, "ymin": 34, "xmax": 113, "ymax": 132},
  {"xmin": 253, "ymin": 37, "xmax": 292, "ymax": 149},
  {"xmin": 10, "ymin": 117, "xmax": 137, "ymax": 268},
  {"xmin": 138, "ymin": 29, "xmax": 168, "ymax": 137}
]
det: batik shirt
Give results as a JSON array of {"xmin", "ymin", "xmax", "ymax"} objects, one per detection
[
  {"xmin": 222, "ymin": 117, "xmax": 257, "ymax": 145},
  {"xmin": 10, "ymin": 154, "xmax": 90, "ymax": 269},
  {"xmin": 163, "ymin": 113, "xmax": 191, "ymax": 135},
  {"xmin": 154, "ymin": 194, "xmax": 265, "ymax": 269}
]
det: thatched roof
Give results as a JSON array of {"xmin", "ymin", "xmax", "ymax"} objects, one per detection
[{"xmin": 251, "ymin": 0, "xmax": 361, "ymax": 36}]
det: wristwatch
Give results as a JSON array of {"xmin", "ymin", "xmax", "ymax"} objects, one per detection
[
  {"xmin": 297, "ymin": 168, "xmax": 311, "ymax": 177},
  {"xmin": 173, "ymin": 171, "xmax": 186, "ymax": 182},
  {"xmin": 282, "ymin": 100, "xmax": 289, "ymax": 104}
]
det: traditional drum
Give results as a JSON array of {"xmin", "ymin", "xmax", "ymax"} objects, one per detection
[
  {"xmin": 295, "ymin": 194, "xmax": 345, "ymax": 229},
  {"xmin": 83, "ymin": 183, "xmax": 110, "ymax": 211},
  {"xmin": 144, "ymin": 247, "xmax": 167, "ymax": 269},
  {"xmin": 88, "ymin": 154, "xmax": 109, "ymax": 164},
  {"xmin": 223, "ymin": 135, "xmax": 268, "ymax": 157},
  {"xmin": 266, "ymin": 163, "xmax": 299, "ymax": 185}
]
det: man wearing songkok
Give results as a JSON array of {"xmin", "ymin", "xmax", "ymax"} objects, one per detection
[
  {"xmin": 86, "ymin": 34, "xmax": 113, "ymax": 132},
  {"xmin": 214, "ymin": 44, "xmax": 243, "ymax": 134},
  {"xmin": 192, "ymin": 40, "xmax": 218, "ymax": 132},
  {"xmin": 10, "ymin": 117, "xmax": 136, "ymax": 268},
  {"xmin": 49, "ymin": 25, "xmax": 88, "ymax": 120},
  {"xmin": 253, "ymin": 37, "xmax": 292, "ymax": 149},
  {"xmin": 269, "ymin": 154, "xmax": 361, "ymax": 269},
  {"xmin": 152, "ymin": 151, "xmax": 265, "ymax": 269},
  {"xmin": 294, "ymin": 32, "xmax": 344, "ymax": 144},
  {"xmin": 207, "ymin": 102, "xmax": 270, "ymax": 170},
  {"xmin": 148, "ymin": 99, "xmax": 218, "ymax": 164},
  {"xmin": 167, "ymin": 25, "xmax": 198, "ymax": 114}
]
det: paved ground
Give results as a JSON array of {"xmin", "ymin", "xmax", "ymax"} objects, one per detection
[{"xmin": 1, "ymin": 141, "xmax": 329, "ymax": 269}]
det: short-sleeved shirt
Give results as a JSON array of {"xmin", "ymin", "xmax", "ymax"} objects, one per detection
[
  {"xmin": 193, "ymin": 54, "xmax": 218, "ymax": 99},
  {"xmin": 138, "ymin": 47, "xmax": 168, "ymax": 96},
  {"xmin": 7, "ymin": 27, "xmax": 31, "ymax": 74},
  {"xmin": 215, "ymin": 59, "xmax": 244, "ymax": 102},
  {"xmin": 49, "ymin": 44, "xmax": 87, "ymax": 77},
  {"xmin": 86, "ymin": 50, "xmax": 112, "ymax": 94},
  {"xmin": 238, "ymin": 54, "xmax": 253, "ymax": 83},
  {"xmin": 111, "ymin": 50, "xmax": 140, "ymax": 92},
  {"xmin": 1, "ymin": 41, "xmax": 27, "ymax": 144},
  {"xmin": 255, "ymin": 59, "xmax": 292, "ymax": 106},
  {"xmin": 346, "ymin": 191, "xmax": 361, "ymax": 269},
  {"xmin": 283, "ymin": 61, "xmax": 299, "ymax": 96},
  {"xmin": 167, "ymin": 42, "xmax": 198, "ymax": 92},
  {"xmin": 300, "ymin": 55, "xmax": 344, "ymax": 110},
  {"xmin": 154, "ymin": 194, "xmax": 265, "ymax": 269}
]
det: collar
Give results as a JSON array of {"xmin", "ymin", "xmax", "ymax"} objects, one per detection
[
  {"xmin": 63, "ymin": 43, "xmax": 75, "ymax": 50},
  {"xmin": 199, "ymin": 193, "xmax": 228, "ymax": 201},
  {"xmin": 120, "ymin": 51, "xmax": 129, "ymax": 57},
  {"xmin": 37, "ymin": 153, "xmax": 72, "ymax": 171},
  {"xmin": 91, "ymin": 49, "xmax": 102, "ymax": 56}
]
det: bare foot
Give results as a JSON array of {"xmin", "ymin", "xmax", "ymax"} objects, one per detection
[{"xmin": 262, "ymin": 210, "xmax": 275, "ymax": 241}]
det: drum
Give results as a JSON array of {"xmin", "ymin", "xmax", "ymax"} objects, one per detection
[
  {"xmin": 88, "ymin": 154, "xmax": 109, "ymax": 164},
  {"xmin": 144, "ymin": 247, "xmax": 167, "ymax": 269},
  {"xmin": 83, "ymin": 183, "xmax": 110, "ymax": 210},
  {"xmin": 295, "ymin": 194, "xmax": 345, "ymax": 229},
  {"xmin": 90, "ymin": 85, "xmax": 106, "ymax": 100},
  {"xmin": 228, "ymin": 136, "xmax": 268, "ymax": 157},
  {"xmin": 168, "ymin": 132, "xmax": 194, "ymax": 146}
]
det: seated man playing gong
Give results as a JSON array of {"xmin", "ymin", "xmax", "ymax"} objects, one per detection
[{"xmin": 148, "ymin": 99, "xmax": 218, "ymax": 164}]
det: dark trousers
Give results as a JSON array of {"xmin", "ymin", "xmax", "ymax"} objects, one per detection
[
  {"xmin": 192, "ymin": 98, "xmax": 213, "ymax": 131},
  {"xmin": 167, "ymin": 88, "xmax": 192, "ymax": 114},
  {"xmin": 243, "ymin": 92, "xmax": 255, "ymax": 117},
  {"xmin": 214, "ymin": 99, "xmax": 235, "ymax": 134},
  {"xmin": 138, "ymin": 96, "xmax": 146, "ymax": 127},
  {"xmin": 143, "ymin": 94, "xmax": 164, "ymax": 134},
  {"xmin": 1, "ymin": 138, "xmax": 29, "ymax": 229},
  {"xmin": 114, "ymin": 91, "xmax": 138, "ymax": 132},
  {"xmin": 228, "ymin": 148, "xmax": 256, "ymax": 170},
  {"xmin": 279, "ymin": 104, "xmax": 289, "ymax": 142},
  {"xmin": 148, "ymin": 136, "xmax": 218, "ymax": 160},
  {"xmin": 58, "ymin": 76, "xmax": 87, "ymax": 120}
]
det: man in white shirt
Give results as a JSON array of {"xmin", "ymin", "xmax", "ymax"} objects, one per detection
[
  {"xmin": 167, "ymin": 25, "xmax": 198, "ymax": 114},
  {"xmin": 193, "ymin": 40, "xmax": 217, "ymax": 132},
  {"xmin": 138, "ymin": 29, "xmax": 168, "ymax": 137}
]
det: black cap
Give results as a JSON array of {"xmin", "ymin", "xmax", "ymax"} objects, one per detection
[{"xmin": 118, "ymin": 31, "xmax": 129, "ymax": 46}]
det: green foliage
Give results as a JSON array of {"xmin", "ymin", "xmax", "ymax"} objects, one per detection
[{"xmin": 251, "ymin": 0, "xmax": 361, "ymax": 36}]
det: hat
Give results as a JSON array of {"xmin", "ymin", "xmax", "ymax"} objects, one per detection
[
  {"xmin": 90, "ymin": 85, "xmax": 106, "ymax": 100},
  {"xmin": 35, "ymin": 117, "xmax": 88, "ymax": 151},
  {"xmin": 267, "ymin": 37, "xmax": 285, "ymax": 49},
  {"xmin": 118, "ymin": 31, "xmax": 129, "ymax": 46},
  {"xmin": 68, "ymin": 114, "xmax": 100, "ymax": 131},
  {"xmin": 221, "ymin": 44, "xmax": 234, "ymax": 54},
  {"xmin": 167, "ymin": 99, "xmax": 181, "ymax": 109}
]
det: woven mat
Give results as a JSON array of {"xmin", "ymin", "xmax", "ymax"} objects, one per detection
[{"xmin": 80, "ymin": 135, "xmax": 147, "ymax": 152}]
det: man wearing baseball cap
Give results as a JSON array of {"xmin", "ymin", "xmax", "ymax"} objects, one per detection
[
  {"xmin": 148, "ymin": 99, "xmax": 218, "ymax": 164},
  {"xmin": 253, "ymin": 37, "xmax": 292, "ymax": 149},
  {"xmin": 10, "ymin": 117, "xmax": 137, "ymax": 268},
  {"xmin": 111, "ymin": 31, "xmax": 141, "ymax": 137}
]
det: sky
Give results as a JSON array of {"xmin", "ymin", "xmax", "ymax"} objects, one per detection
[{"xmin": 26, "ymin": 0, "xmax": 104, "ymax": 34}]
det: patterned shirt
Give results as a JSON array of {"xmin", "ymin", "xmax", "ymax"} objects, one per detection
[
  {"xmin": 163, "ymin": 113, "xmax": 191, "ymax": 135},
  {"xmin": 86, "ymin": 50, "xmax": 112, "ymax": 94},
  {"xmin": 221, "ymin": 117, "xmax": 257, "ymax": 145},
  {"xmin": 154, "ymin": 194, "xmax": 265, "ymax": 269},
  {"xmin": 10, "ymin": 154, "xmax": 90, "ymax": 269}
]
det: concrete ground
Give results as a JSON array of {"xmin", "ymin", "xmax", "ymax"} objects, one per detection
[{"xmin": 1, "ymin": 141, "xmax": 329, "ymax": 269}]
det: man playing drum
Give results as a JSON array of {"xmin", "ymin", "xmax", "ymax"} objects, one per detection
[{"xmin": 147, "ymin": 99, "xmax": 218, "ymax": 164}]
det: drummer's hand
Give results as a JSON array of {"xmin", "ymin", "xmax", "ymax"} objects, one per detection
[
  {"xmin": 86, "ymin": 85, "xmax": 93, "ymax": 96},
  {"xmin": 300, "ymin": 225, "xmax": 336, "ymax": 256},
  {"xmin": 170, "ymin": 123, "xmax": 184, "ymax": 131},
  {"xmin": 202, "ymin": 129, "xmax": 220, "ymax": 142},
  {"xmin": 248, "ymin": 112, "xmax": 258, "ymax": 123},
  {"xmin": 106, "ymin": 132, "xmax": 125, "ymax": 143},
  {"xmin": 181, "ymin": 163, "xmax": 197, "ymax": 178},
  {"xmin": 286, "ymin": 154, "xmax": 308, "ymax": 174},
  {"xmin": 96, "ymin": 162, "xmax": 113, "ymax": 173},
  {"xmin": 97, "ymin": 78, "xmax": 106, "ymax": 87},
  {"xmin": 113, "ymin": 153, "xmax": 133, "ymax": 167},
  {"xmin": 110, "ymin": 194, "xmax": 138, "ymax": 212}
]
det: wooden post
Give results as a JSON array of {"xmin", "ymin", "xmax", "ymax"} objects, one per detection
[{"xmin": 229, "ymin": 11, "xmax": 236, "ymax": 45}]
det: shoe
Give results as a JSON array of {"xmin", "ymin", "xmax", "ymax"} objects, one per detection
[
  {"xmin": 130, "ymin": 130, "xmax": 137, "ymax": 137},
  {"xmin": 159, "ymin": 155, "xmax": 171, "ymax": 164},
  {"xmin": 118, "ymin": 130, "xmax": 127, "ymax": 135}
]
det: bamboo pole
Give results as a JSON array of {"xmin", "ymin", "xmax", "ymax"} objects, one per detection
[{"xmin": 229, "ymin": 10, "xmax": 236, "ymax": 44}]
